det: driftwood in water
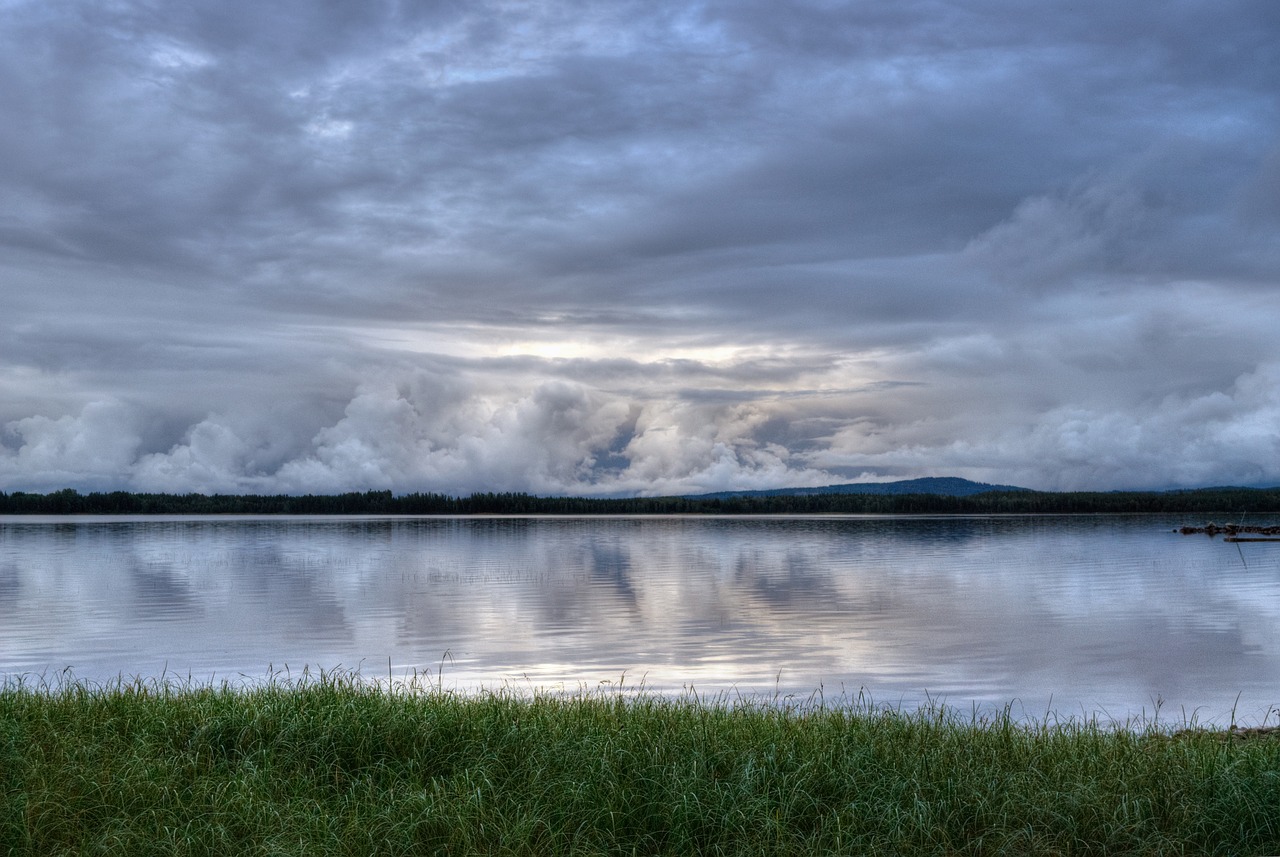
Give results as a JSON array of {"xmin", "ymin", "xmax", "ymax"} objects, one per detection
[{"xmin": 1178, "ymin": 523, "xmax": 1280, "ymax": 537}]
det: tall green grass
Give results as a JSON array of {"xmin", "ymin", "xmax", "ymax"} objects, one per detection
[{"xmin": 3, "ymin": 672, "xmax": 1278, "ymax": 855}]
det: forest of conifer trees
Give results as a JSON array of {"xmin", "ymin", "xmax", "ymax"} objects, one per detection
[{"xmin": 1, "ymin": 486, "xmax": 1279, "ymax": 516}]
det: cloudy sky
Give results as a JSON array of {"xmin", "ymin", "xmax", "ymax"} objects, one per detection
[{"xmin": 1, "ymin": 0, "xmax": 1277, "ymax": 497}]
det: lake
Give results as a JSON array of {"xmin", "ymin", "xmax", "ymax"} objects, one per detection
[{"xmin": 2, "ymin": 514, "xmax": 1278, "ymax": 724}]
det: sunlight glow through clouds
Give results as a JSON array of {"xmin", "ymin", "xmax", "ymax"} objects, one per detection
[{"xmin": 350, "ymin": 323, "xmax": 811, "ymax": 370}]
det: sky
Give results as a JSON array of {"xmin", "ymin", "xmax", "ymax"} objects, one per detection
[{"xmin": 1, "ymin": 0, "xmax": 1278, "ymax": 497}]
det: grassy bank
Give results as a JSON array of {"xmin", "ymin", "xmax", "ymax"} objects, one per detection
[{"xmin": 3, "ymin": 675, "xmax": 1279, "ymax": 856}]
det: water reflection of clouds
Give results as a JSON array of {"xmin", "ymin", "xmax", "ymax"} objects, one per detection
[
  {"xmin": 0, "ymin": 561, "xmax": 18, "ymax": 605},
  {"xmin": 2, "ymin": 516, "xmax": 1279, "ymax": 722},
  {"xmin": 126, "ymin": 562, "xmax": 201, "ymax": 623}
]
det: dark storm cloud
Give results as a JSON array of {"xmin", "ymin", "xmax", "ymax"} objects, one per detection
[{"xmin": 1, "ymin": 0, "xmax": 1277, "ymax": 494}]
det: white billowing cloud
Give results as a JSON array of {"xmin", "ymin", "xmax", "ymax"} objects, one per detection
[
  {"xmin": 813, "ymin": 362, "xmax": 1280, "ymax": 491},
  {"xmin": 120, "ymin": 371, "xmax": 836, "ymax": 497},
  {"xmin": 269, "ymin": 375, "xmax": 842, "ymax": 497},
  {"xmin": 612, "ymin": 399, "xmax": 831, "ymax": 496},
  {"xmin": 0, "ymin": 402, "xmax": 142, "ymax": 492},
  {"xmin": 133, "ymin": 419, "xmax": 274, "ymax": 495},
  {"xmin": 1, "ymin": 352, "xmax": 1279, "ymax": 497},
  {"xmin": 274, "ymin": 377, "xmax": 633, "ymax": 495}
]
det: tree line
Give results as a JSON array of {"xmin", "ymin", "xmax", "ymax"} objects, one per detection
[{"xmin": 1, "ymin": 486, "xmax": 1279, "ymax": 516}]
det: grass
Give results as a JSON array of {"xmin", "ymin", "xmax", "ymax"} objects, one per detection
[{"xmin": 3, "ymin": 672, "xmax": 1279, "ymax": 856}]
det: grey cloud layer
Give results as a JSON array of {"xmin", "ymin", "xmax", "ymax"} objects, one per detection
[{"xmin": 1, "ymin": 0, "xmax": 1277, "ymax": 494}]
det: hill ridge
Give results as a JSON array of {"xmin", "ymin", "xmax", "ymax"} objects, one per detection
[{"xmin": 689, "ymin": 476, "xmax": 1031, "ymax": 499}]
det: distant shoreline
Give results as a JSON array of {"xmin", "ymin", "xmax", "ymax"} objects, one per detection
[{"xmin": 2, "ymin": 486, "xmax": 1280, "ymax": 516}]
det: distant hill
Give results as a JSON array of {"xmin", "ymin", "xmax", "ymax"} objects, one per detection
[{"xmin": 690, "ymin": 476, "xmax": 1032, "ymax": 500}]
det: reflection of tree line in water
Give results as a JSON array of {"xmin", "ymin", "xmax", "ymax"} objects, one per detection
[{"xmin": 3, "ymin": 486, "xmax": 1280, "ymax": 516}]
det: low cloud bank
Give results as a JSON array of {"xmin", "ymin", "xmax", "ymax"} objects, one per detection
[
  {"xmin": 0, "ymin": 373, "xmax": 835, "ymax": 497},
  {"xmin": 3, "ymin": 358, "xmax": 1279, "ymax": 497}
]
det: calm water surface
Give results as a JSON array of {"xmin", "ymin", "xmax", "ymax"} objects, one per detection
[{"xmin": 2, "ymin": 514, "xmax": 1278, "ymax": 723}]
